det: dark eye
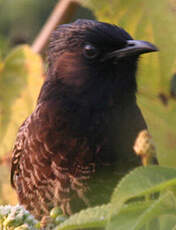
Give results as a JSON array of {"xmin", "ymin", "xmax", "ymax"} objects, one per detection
[{"xmin": 83, "ymin": 43, "xmax": 99, "ymax": 59}]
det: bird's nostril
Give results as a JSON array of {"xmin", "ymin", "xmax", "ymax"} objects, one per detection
[
  {"xmin": 127, "ymin": 41, "xmax": 135, "ymax": 47},
  {"xmin": 126, "ymin": 40, "xmax": 136, "ymax": 47},
  {"xmin": 128, "ymin": 43, "xmax": 135, "ymax": 47}
]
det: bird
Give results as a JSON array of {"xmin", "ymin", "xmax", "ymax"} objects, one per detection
[{"xmin": 10, "ymin": 19, "xmax": 158, "ymax": 219}]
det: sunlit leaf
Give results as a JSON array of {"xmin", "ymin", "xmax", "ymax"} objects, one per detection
[
  {"xmin": 56, "ymin": 204, "xmax": 109, "ymax": 230},
  {"xmin": 56, "ymin": 201, "xmax": 154, "ymax": 230},
  {"xmin": 0, "ymin": 45, "xmax": 43, "ymax": 156},
  {"xmin": 109, "ymin": 166, "xmax": 176, "ymax": 225},
  {"xmin": 108, "ymin": 191, "xmax": 176, "ymax": 230},
  {"xmin": 159, "ymin": 215, "xmax": 176, "ymax": 230},
  {"xmin": 56, "ymin": 191, "xmax": 176, "ymax": 230}
]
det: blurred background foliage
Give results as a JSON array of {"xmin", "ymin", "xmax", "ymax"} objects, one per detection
[
  {"xmin": 0, "ymin": 0, "xmax": 176, "ymax": 205},
  {"xmin": 0, "ymin": 0, "xmax": 56, "ymax": 46}
]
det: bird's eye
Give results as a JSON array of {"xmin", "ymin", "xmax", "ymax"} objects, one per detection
[{"xmin": 83, "ymin": 44, "xmax": 99, "ymax": 59}]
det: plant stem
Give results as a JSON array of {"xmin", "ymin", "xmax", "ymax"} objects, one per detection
[{"xmin": 32, "ymin": 0, "xmax": 80, "ymax": 54}]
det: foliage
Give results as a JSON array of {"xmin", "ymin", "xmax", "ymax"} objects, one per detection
[
  {"xmin": 0, "ymin": 0, "xmax": 57, "ymax": 44},
  {"xmin": 0, "ymin": 45, "xmax": 43, "ymax": 157},
  {"xmin": 0, "ymin": 35, "xmax": 10, "ymax": 59},
  {"xmin": 84, "ymin": 0, "xmax": 176, "ymax": 168},
  {"xmin": 1, "ymin": 166, "xmax": 176, "ymax": 229},
  {"xmin": 0, "ymin": 1, "xmax": 176, "ymax": 229}
]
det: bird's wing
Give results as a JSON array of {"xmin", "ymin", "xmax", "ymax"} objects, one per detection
[
  {"xmin": 11, "ymin": 102, "xmax": 57, "ymax": 188},
  {"xmin": 11, "ymin": 118, "xmax": 29, "ymax": 189},
  {"xmin": 10, "ymin": 101, "xmax": 94, "ymax": 216}
]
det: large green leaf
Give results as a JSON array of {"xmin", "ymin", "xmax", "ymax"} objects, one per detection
[
  {"xmin": 56, "ymin": 204, "xmax": 109, "ymax": 230},
  {"xmin": 108, "ymin": 191, "xmax": 176, "ymax": 230},
  {"xmin": 0, "ymin": 45, "xmax": 43, "ymax": 156},
  {"xmin": 56, "ymin": 201, "xmax": 154, "ymax": 230},
  {"xmin": 55, "ymin": 191, "xmax": 176, "ymax": 230},
  {"xmin": 159, "ymin": 215, "xmax": 176, "ymax": 230},
  {"xmin": 84, "ymin": 0, "xmax": 176, "ymax": 167},
  {"xmin": 109, "ymin": 166, "xmax": 176, "ymax": 227}
]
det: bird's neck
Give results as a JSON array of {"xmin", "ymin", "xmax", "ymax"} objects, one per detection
[
  {"xmin": 37, "ymin": 78, "xmax": 136, "ymax": 137},
  {"xmin": 38, "ymin": 76, "xmax": 136, "ymax": 108}
]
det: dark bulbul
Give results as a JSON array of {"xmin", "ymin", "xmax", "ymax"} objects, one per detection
[{"xmin": 11, "ymin": 19, "xmax": 158, "ymax": 219}]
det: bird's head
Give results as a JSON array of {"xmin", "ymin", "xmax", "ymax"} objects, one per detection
[{"xmin": 45, "ymin": 19, "xmax": 157, "ymax": 104}]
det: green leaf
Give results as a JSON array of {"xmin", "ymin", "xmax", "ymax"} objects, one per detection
[
  {"xmin": 0, "ymin": 45, "xmax": 43, "ymax": 157},
  {"xmin": 106, "ymin": 201, "xmax": 155, "ymax": 230},
  {"xmin": 56, "ymin": 192, "xmax": 176, "ymax": 230},
  {"xmin": 56, "ymin": 204, "xmax": 110, "ymax": 230},
  {"xmin": 108, "ymin": 191, "xmax": 176, "ymax": 230},
  {"xmin": 159, "ymin": 215, "xmax": 176, "ymax": 230},
  {"xmin": 109, "ymin": 166, "xmax": 176, "ymax": 221},
  {"xmin": 56, "ymin": 201, "xmax": 155, "ymax": 230}
]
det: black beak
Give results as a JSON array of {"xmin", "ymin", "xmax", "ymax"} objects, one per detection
[{"xmin": 102, "ymin": 40, "xmax": 158, "ymax": 61}]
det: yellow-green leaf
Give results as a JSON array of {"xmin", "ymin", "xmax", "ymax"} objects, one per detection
[{"xmin": 0, "ymin": 45, "xmax": 43, "ymax": 156}]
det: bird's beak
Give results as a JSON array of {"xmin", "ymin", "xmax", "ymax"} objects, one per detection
[{"xmin": 102, "ymin": 40, "xmax": 158, "ymax": 61}]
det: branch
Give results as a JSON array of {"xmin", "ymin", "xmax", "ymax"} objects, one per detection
[{"xmin": 32, "ymin": 0, "xmax": 80, "ymax": 53}]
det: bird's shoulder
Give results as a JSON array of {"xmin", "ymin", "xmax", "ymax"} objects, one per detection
[
  {"xmin": 10, "ymin": 100, "xmax": 84, "ymax": 188},
  {"xmin": 11, "ymin": 115, "xmax": 31, "ymax": 188},
  {"xmin": 10, "ymin": 102, "xmax": 57, "ymax": 185}
]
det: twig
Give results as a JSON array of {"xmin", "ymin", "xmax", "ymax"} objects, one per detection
[{"xmin": 32, "ymin": 0, "xmax": 80, "ymax": 53}]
